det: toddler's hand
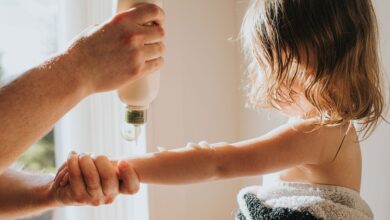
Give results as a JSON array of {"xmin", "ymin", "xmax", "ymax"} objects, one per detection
[{"xmin": 116, "ymin": 160, "xmax": 140, "ymax": 195}]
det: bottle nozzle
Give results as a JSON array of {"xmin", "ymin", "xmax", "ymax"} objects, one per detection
[
  {"xmin": 121, "ymin": 108, "xmax": 147, "ymax": 142},
  {"xmin": 121, "ymin": 123, "xmax": 142, "ymax": 143}
]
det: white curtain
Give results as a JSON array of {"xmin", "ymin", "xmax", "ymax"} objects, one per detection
[{"xmin": 54, "ymin": 0, "xmax": 149, "ymax": 219}]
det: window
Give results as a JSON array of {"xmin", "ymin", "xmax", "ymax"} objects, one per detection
[
  {"xmin": 16, "ymin": 131, "xmax": 56, "ymax": 172},
  {"xmin": 0, "ymin": 1, "xmax": 59, "ymax": 219},
  {"xmin": 0, "ymin": 0, "xmax": 58, "ymax": 79},
  {"xmin": 1, "ymin": 1, "xmax": 149, "ymax": 219},
  {"xmin": 54, "ymin": 0, "xmax": 149, "ymax": 220},
  {"xmin": 0, "ymin": 0, "xmax": 58, "ymax": 171}
]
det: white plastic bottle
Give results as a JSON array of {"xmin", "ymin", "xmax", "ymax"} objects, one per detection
[{"xmin": 116, "ymin": 0, "xmax": 162, "ymax": 142}]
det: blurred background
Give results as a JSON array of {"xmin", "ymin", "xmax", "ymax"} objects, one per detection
[
  {"xmin": 0, "ymin": 0, "xmax": 389, "ymax": 220},
  {"xmin": 0, "ymin": 1, "xmax": 57, "ymax": 219},
  {"xmin": 0, "ymin": 0, "xmax": 57, "ymax": 173}
]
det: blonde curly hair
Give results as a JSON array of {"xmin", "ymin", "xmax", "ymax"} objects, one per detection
[{"xmin": 241, "ymin": 0, "xmax": 386, "ymax": 137}]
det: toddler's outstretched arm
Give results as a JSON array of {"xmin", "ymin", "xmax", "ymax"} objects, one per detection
[
  {"xmin": 58, "ymin": 119, "xmax": 346, "ymax": 189},
  {"xmin": 123, "ymin": 119, "xmax": 345, "ymax": 185}
]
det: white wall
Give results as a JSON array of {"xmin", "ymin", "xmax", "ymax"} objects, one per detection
[
  {"xmin": 147, "ymin": 0, "xmax": 252, "ymax": 219},
  {"xmin": 360, "ymin": 1, "xmax": 390, "ymax": 219}
]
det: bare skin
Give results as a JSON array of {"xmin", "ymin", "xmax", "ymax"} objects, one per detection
[
  {"xmin": 0, "ymin": 4, "xmax": 165, "ymax": 219},
  {"xmin": 0, "ymin": 154, "xmax": 138, "ymax": 219},
  {"xmin": 55, "ymin": 56, "xmax": 362, "ymax": 210},
  {"xmin": 280, "ymin": 125, "xmax": 362, "ymax": 192},
  {"xmin": 58, "ymin": 117, "xmax": 361, "ymax": 196},
  {"xmin": 116, "ymin": 119, "xmax": 361, "ymax": 191},
  {"xmin": 57, "ymin": 88, "xmax": 361, "ymax": 193},
  {"xmin": 0, "ymin": 4, "xmax": 165, "ymax": 173}
]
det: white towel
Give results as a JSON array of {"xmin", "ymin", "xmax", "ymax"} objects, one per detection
[{"xmin": 236, "ymin": 181, "xmax": 373, "ymax": 220}]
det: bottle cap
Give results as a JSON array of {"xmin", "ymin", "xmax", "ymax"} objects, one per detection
[{"xmin": 125, "ymin": 109, "xmax": 147, "ymax": 125}]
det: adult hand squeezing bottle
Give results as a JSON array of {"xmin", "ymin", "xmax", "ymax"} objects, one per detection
[{"xmin": 116, "ymin": 0, "xmax": 163, "ymax": 142}]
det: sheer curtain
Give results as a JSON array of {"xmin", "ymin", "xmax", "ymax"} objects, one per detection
[{"xmin": 54, "ymin": 0, "xmax": 149, "ymax": 219}]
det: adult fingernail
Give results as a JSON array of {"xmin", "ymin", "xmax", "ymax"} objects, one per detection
[
  {"xmin": 79, "ymin": 153, "xmax": 89, "ymax": 158},
  {"xmin": 68, "ymin": 151, "xmax": 77, "ymax": 158}
]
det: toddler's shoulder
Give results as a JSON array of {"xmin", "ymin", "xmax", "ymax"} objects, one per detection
[{"xmin": 267, "ymin": 118, "xmax": 351, "ymax": 164}]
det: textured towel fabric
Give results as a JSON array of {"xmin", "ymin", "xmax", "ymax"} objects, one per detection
[{"xmin": 236, "ymin": 182, "xmax": 373, "ymax": 220}]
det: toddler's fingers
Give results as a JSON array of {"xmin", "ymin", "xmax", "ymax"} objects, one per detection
[{"xmin": 118, "ymin": 160, "xmax": 140, "ymax": 195}]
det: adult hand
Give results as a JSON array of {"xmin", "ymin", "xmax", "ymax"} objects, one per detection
[
  {"xmin": 51, "ymin": 153, "xmax": 140, "ymax": 206},
  {"xmin": 63, "ymin": 3, "xmax": 165, "ymax": 94}
]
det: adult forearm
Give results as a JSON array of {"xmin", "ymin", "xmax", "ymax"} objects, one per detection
[
  {"xmin": 0, "ymin": 3, "xmax": 166, "ymax": 174},
  {"xmin": 0, "ymin": 54, "xmax": 90, "ymax": 173},
  {"xmin": 0, "ymin": 169, "xmax": 60, "ymax": 219}
]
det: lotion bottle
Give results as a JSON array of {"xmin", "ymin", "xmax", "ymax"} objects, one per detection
[{"xmin": 116, "ymin": 0, "xmax": 162, "ymax": 142}]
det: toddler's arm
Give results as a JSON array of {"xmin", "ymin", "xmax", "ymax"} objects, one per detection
[
  {"xmin": 58, "ymin": 119, "xmax": 346, "ymax": 187},
  {"xmin": 124, "ymin": 119, "xmax": 345, "ymax": 185}
]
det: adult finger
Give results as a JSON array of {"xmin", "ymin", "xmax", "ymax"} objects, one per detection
[
  {"xmin": 143, "ymin": 57, "xmax": 164, "ymax": 75},
  {"xmin": 118, "ymin": 160, "xmax": 140, "ymax": 195},
  {"xmin": 141, "ymin": 25, "xmax": 165, "ymax": 44},
  {"xmin": 132, "ymin": 4, "xmax": 165, "ymax": 26},
  {"xmin": 144, "ymin": 42, "xmax": 165, "ymax": 61},
  {"xmin": 94, "ymin": 155, "xmax": 119, "ymax": 204},
  {"xmin": 54, "ymin": 167, "xmax": 68, "ymax": 187},
  {"xmin": 67, "ymin": 152, "xmax": 89, "ymax": 202},
  {"xmin": 79, "ymin": 154, "xmax": 104, "ymax": 205},
  {"xmin": 54, "ymin": 162, "xmax": 68, "ymax": 184},
  {"xmin": 60, "ymin": 172, "xmax": 70, "ymax": 187}
]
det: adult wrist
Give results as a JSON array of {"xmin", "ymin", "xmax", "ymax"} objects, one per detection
[
  {"xmin": 52, "ymin": 51, "xmax": 94, "ymax": 98},
  {"xmin": 35, "ymin": 176, "xmax": 64, "ymax": 209}
]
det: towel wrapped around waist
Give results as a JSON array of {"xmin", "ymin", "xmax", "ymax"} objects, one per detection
[{"xmin": 236, "ymin": 182, "xmax": 373, "ymax": 220}]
